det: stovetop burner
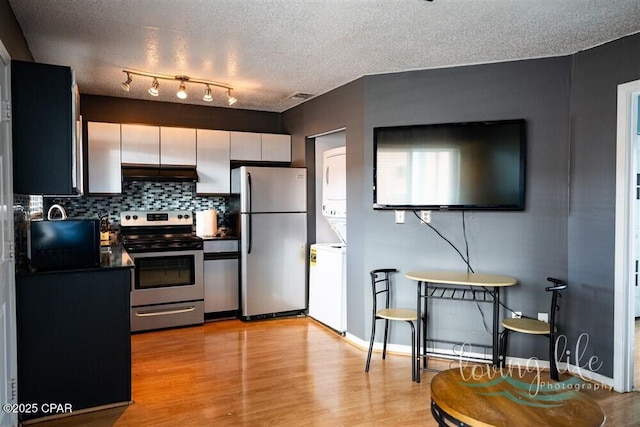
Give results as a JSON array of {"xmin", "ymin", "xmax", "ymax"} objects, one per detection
[
  {"xmin": 122, "ymin": 233, "xmax": 200, "ymax": 242},
  {"xmin": 122, "ymin": 239, "xmax": 203, "ymax": 253},
  {"xmin": 120, "ymin": 210, "xmax": 203, "ymax": 253}
]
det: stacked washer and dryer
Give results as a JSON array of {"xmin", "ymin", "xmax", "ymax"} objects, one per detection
[{"xmin": 309, "ymin": 146, "xmax": 347, "ymax": 334}]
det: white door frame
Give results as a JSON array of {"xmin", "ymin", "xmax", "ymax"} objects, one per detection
[
  {"xmin": 614, "ymin": 78, "xmax": 640, "ymax": 393},
  {"xmin": 0, "ymin": 39, "xmax": 17, "ymax": 426}
]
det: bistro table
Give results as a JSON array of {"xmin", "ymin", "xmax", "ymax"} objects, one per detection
[
  {"xmin": 405, "ymin": 271, "xmax": 517, "ymax": 382},
  {"xmin": 430, "ymin": 367, "xmax": 605, "ymax": 426}
]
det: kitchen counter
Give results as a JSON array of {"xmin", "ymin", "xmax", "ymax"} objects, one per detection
[
  {"xmin": 17, "ymin": 243, "xmax": 133, "ymax": 275},
  {"xmin": 16, "ymin": 256, "xmax": 132, "ymax": 421},
  {"xmin": 99, "ymin": 243, "xmax": 134, "ymax": 269}
]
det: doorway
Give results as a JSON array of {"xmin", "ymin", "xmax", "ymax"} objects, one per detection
[
  {"xmin": 308, "ymin": 129, "xmax": 347, "ymax": 334},
  {"xmin": 614, "ymin": 79, "xmax": 640, "ymax": 393},
  {"xmin": 634, "ymin": 95, "xmax": 640, "ymax": 390},
  {"xmin": 0, "ymin": 40, "xmax": 17, "ymax": 426}
]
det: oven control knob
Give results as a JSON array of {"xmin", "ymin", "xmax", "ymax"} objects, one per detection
[
  {"xmin": 125, "ymin": 215, "xmax": 131, "ymax": 220},
  {"xmin": 132, "ymin": 215, "xmax": 138, "ymax": 220},
  {"xmin": 184, "ymin": 214, "xmax": 190, "ymax": 219},
  {"xmin": 177, "ymin": 214, "xmax": 183, "ymax": 219}
]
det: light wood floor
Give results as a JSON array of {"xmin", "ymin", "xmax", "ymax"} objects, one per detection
[{"xmin": 30, "ymin": 317, "xmax": 640, "ymax": 426}]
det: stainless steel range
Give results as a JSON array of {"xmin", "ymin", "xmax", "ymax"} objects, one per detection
[{"xmin": 120, "ymin": 210, "xmax": 204, "ymax": 332}]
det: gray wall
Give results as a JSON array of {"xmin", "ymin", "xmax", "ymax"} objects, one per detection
[
  {"xmin": 80, "ymin": 94, "xmax": 282, "ymax": 133},
  {"xmin": 283, "ymin": 34, "xmax": 640, "ymax": 376},
  {"xmin": 284, "ymin": 56, "xmax": 572, "ymax": 357},
  {"xmin": 360, "ymin": 58, "xmax": 571, "ymax": 354},
  {"xmin": 282, "ymin": 79, "xmax": 366, "ymax": 337},
  {"xmin": 0, "ymin": 0, "xmax": 33, "ymax": 61},
  {"xmin": 568, "ymin": 33, "xmax": 640, "ymax": 376}
]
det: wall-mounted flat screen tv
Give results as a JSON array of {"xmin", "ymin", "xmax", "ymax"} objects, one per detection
[{"xmin": 373, "ymin": 120, "xmax": 526, "ymax": 210}]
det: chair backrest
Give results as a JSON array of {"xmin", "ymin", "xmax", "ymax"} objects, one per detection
[
  {"xmin": 370, "ymin": 268, "xmax": 398, "ymax": 314},
  {"xmin": 546, "ymin": 277, "xmax": 567, "ymax": 332}
]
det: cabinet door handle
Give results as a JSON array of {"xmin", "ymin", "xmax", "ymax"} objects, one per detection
[{"xmin": 134, "ymin": 306, "xmax": 196, "ymax": 317}]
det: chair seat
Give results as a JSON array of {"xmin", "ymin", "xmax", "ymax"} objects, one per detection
[
  {"xmin": 377, "ymin": 308, "xmax": 417, "ymax": 322},
  {"xmin": 502, "ymin": 317, "xmax": 556, "ymax": 335}
]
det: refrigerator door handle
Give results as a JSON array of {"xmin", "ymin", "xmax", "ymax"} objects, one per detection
[{"xmin": 247, "ymin": 172, "xmax": 253, "ymax": 254}]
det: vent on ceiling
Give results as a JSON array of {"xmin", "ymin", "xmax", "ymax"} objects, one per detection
[{"xmin": 289, "ymin": 92, "xmax": 315, "ymax": 100}]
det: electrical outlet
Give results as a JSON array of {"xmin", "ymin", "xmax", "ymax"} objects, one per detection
[
  {"xmin": 538, "ymin": 312, "xmax": 548, "ymax": 323},
  {"xmin": 420, "ymin": 210, "xmax": 431, "ymax": 224},
  {"xmin": 395, "ymin": 210, "xmax": 405, "ymax": 224},
  {"xmin": 512, "ymin": 311, "xmax": 522, "ymax": 319}
]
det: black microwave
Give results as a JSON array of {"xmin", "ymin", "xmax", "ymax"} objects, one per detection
[{"xmin": 28, "ymin": 219, "xmax": 100, "ymax": 270}]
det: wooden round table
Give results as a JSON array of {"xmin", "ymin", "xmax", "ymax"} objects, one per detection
[{"xmin": 430, "ymin": 367, "xmax": 605, "ymax": 426}]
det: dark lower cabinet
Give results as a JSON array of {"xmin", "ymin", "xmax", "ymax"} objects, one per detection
[{"xmin": 16, "ymin": 269, "xmax": 131, "ymax": 422}]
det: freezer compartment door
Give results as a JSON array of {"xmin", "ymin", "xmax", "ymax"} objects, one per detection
[
  {"xmin": 240, "ymin": 212, "xmax": 307, "ymax": 317},
  {"xmin": 233, "ymin": 167, "xmax": 307, "ymax": 213}
]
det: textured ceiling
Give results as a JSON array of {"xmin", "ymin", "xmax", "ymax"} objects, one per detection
[{"xmin": 9, "ymin": 0, "xmax": 640, "ymax": 113}]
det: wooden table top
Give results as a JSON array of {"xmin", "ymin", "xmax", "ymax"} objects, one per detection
[
  {"xmin": 430, "ymin": 367, "xmax": 605, "ymax": 427},
  {"xmin": 405, "ymin": 271, "xmax": 517, "ymax": 288}
]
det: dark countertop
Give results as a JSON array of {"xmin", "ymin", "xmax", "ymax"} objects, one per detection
[
  {"xmin": 200, "ymin": 235, "xmax": 239, "ymax": 241},
  {"xmin": 99, "ymin": 244, "xmax": 134, "ymax": 269},
  {"xmin": 17, "ymin": 244, "xmax": 133, "ymax": 276}
]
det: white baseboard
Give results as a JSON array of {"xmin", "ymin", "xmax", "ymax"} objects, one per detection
[
  {"xmin": 344, "ymin": 332, "xmax": 413, "ymax": 356},
  {"xmin": 344, "ymin": 333, "xmax": 489, "ymax": 361},
  {"xmin": 345, "ymin": 333, "xmax": 615, "ymax": 389}
]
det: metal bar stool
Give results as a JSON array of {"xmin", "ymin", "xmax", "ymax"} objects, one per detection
[
  {"xmin": 365, "ymin": 268, "xmax": 418, "ymax": 381},
  {"xmin": 499, "ymin": 277, "xmax": 567, "ymax": 381}
]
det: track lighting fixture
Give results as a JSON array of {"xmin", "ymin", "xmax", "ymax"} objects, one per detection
[
  {"xmin": 120, "ymin": 69, "xmax": 235, "ymax": 105},
  {"xmin": 227, "ymin": 89, "xmax": 237, "ymax": 106},
  {"xmin": 121, "ymin": 72, "xmax": 132, "ymax": 91},
  {"xmin": 203, "ymin": 85, "xmax": 213, "ymax": 102},
  {"xmin": 148, "ymin": 78, "xmax": 159, "ymax": 96}
]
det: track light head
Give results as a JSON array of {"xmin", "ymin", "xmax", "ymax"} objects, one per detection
[
  {"xmin": 203, "ymin": 85, "xmax": 213, "ymax": 102},
  {"xmin": 148, "ymin": 78, "xmax": 160, "ymax": 96},
  {"xmin": 121, "ymin": 73, "xmax": 132, "ymax": 91},
  {"xmin": 227, "ymin": 89, "xmax": 237, "ymax": 106},
  {"xmin": 177, "ymin": 80, "xmax": 188, "ymax": 99}
]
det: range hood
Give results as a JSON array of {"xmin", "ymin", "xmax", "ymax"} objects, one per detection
[{"xmin": 122, "ymin": 165, "xmax": 198, "ymax": 182}]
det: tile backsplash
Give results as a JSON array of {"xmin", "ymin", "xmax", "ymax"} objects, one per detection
[
  {"xmin": 14, "ymin": 181, "xmax": 238, "ymax": 271},
  {"xmin": 43, "ymin": 181, "xmax": 238, "ymax": 229}
]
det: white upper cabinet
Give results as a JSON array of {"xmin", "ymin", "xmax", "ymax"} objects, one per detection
[
  {"xmin": 121, "ymin": 124, "xmax": 160, "ymax": 165},
  {"xmin": 93, "ymin": 122, "xmax": 286, "ymax": 193},
  {"xmin": 160, "ymin": 127, "xmax": 197, "ymax": 166},
  {"xmin": 196, "ymin": 129, "xmax": 231, "ymax": 194},
  {"xmin": 261, "ymin": 133, "xmax": 291, "ymax": 162},
  {"xmin": 230, "ymin": 131, "xmax": 262, "ymax": 161},
  {"xmin": 87, "ymin": 122, "xmax": 122, "ymax": 194},
  {"xmin": 230, "ymin": 131, "xmax": 291, "ymax": 162}
]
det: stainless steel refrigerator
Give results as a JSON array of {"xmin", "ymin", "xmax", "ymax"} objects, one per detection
[{"xmin": 231, "ymin": 166, "xmax": 308, "ymax": 320}]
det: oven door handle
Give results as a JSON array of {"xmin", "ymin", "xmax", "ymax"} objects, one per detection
[
  {"xmin": 134, "ymin": 306, "xmax": 196, "ymax": 317},
  {"xmin": 247, "ymin": 171, "xmax": 253, "ymax": 254}
]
